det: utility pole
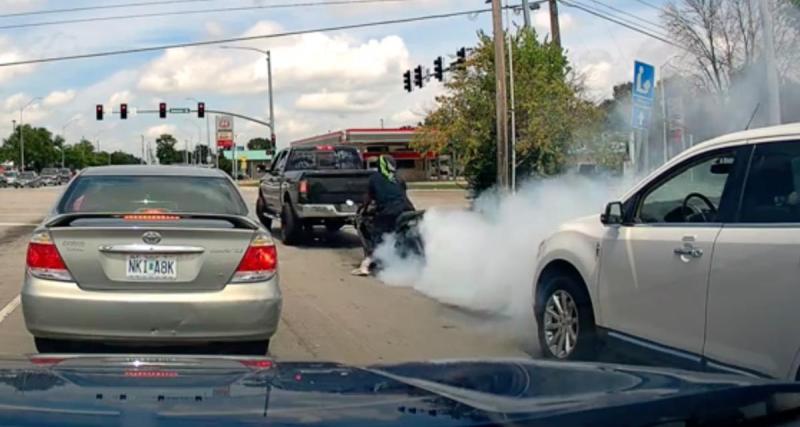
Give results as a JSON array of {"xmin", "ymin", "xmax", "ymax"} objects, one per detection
[
  {"xmin": 549, "ymin": 0, "xmax": 561, "ymax": 48},
  {"xmin": 11, "ymin": 120, "xmax": 16, "ymax": 169},
  {"xmin": 184, "ymin": 139, "xmax": 189, "ymax": 164},
  {"xmin": 506, "ymin": 0, "xmax": 518, "ymax": 191},
  {"xmin": 141, "ymin": 135, "xmax": 145, "ymax": 165},
  {"xmin": 492, "ymin": 0, "xmax": 509, "ymax": 189},
  {"xmin": 267, "ymin": 50, "xmax": 276, "ymax": 148},
  {"xmin": 760, "ymin": 0, "xmax": 781, "ymax": 125},
  {"xmin": 521, "ymin": 0, "xmax": 532, "ymax": 28}
]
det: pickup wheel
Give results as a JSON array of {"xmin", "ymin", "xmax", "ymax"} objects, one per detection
[
  {"xmin": 536, "ymin": 272, "xmax": 597, "ymax": 361},
  {"xmin": 280, "ymin": 203, "xmax": 303, "ymax": 245},
  {"xmin": 256, "ymin": 197, "xmax": 272, "ymax": 230}
]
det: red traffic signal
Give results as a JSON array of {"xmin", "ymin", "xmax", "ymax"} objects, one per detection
[
  {"xmin": 120, "ymin": 103, "xmax": 128, "ymax": 120},
  {"xmin": 198, "ymin": 102, "xmax": 205, "ymax": 118},
  {"xmin": 159, "ymin": 102, "xmax": 167, "ymax": 119},
  {"xmin": 96, "ymin": 104, "xmax": 104, "ymax": 121}
]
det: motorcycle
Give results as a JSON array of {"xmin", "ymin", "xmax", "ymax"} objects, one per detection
[{"xmin": 354, "ymin": 205, "xmax": 426, "ymax": 274}]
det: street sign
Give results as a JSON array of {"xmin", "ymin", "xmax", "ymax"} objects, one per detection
[
  {"xmin": 631, "ymin": 104, "xmax": 652, "ymax": 130},
  {"xmin": 169, "ymin": 108, "xmax": 191, "ymax": 114},
  {"xmin": 216, "ymin": 115, "xmax": 234, "ymax": 149},
  {"xmin": 633, "ymin": 60, "xmax": 655, "ymax": 107}
]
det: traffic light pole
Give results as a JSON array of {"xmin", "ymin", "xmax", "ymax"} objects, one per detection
[{"xmin": 267, "ymin": 51, "xmax": 276, "ymax": 148}]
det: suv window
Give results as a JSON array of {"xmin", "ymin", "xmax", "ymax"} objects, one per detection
[
  {"xmin": 637, "ymin": 152, "xmax": 737, "ymax": 224},
  {"xmin": 740, "ymin": 141, "xmax": 800, "ymax": 223}
]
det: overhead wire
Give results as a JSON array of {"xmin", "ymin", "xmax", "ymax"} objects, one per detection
[
  {"xmin": 560, "ymin": 0, "xmax": 685, "ymax": 49},
  {"xmin": 570, "ymin": 0, "xmax": 671, "ymax": 39},
  {"xmin": 633, "ymin": 0, "xmax": 663, "ymax": 11},
  {"xmin": 0, "ymin": 0, "xmax": 414, "ymax": 31},
  {"xmin": 584, "ymin": 0, "xmax": 666, "ymax": 32},
  {"xmin": 0, "ymin": 6, "xmax": 498, "ymax": 68},
  {"xmin": 0, "ymin": 0, "xmax": 219, "ymax": 19}
]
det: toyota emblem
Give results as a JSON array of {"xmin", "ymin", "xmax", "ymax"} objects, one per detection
[{"xmin": 142, "ymin": 231, "xmax": 162, "ymax": 245}]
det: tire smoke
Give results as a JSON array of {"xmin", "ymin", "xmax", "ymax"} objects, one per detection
[{"xmin": 374, "ymin": 175, "xmax": 624, "ymax": 340}]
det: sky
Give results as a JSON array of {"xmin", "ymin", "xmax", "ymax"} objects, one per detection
[{"xmin": 0, "ymin": 0, "xmax": 676, "ymax": 157}]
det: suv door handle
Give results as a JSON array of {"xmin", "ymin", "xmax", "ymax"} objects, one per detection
[{"xmin": 674, "ymin": 246, "xmax": 703, "ymax": 258}]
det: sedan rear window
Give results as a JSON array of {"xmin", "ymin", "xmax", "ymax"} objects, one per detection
[{"xmin": 58, "ymin": 176, "xmax": 247, "ymax": 215}]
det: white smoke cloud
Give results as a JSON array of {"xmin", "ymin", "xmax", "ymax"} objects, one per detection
[{"xmin": 374, "ymin": 176, "xmax": 624, "ymax": 344}]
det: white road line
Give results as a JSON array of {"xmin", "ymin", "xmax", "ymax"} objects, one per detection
[
  {"xmin": 0, "ymin": 295, "xmax": 20, "ymax": 324},
  {"xmin": 0, "ymin": 223, "xmax": 37, "ymax": 227}
]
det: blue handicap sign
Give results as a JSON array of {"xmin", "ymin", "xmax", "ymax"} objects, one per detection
[
  {"xmin": 631, "ymin": 104, "xmax": 652, "ymax": 130},
  {"xmin": 633, "ymin": 60, "xmax": 655, "ymax": 106}
]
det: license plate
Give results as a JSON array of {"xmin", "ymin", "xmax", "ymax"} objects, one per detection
[{"xmin": 126, "ymin": 255, "xmax": 177, "ymax": 280}]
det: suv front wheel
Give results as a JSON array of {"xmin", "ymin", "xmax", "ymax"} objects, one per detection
[{"xmin": 536, "ymin": 272, "xmax": 597, "ymax": 360}]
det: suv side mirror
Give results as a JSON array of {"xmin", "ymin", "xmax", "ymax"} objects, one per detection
[{"xmin": 601, "ymin": 201, "xmax": 624, "ymax": 226}]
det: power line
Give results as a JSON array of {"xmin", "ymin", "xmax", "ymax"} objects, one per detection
[
  {"xmin": 633, "ymin": 0, "xmax": 662, "ymax": 11},
  {"xmin": 560, "ymin": 0, "xmax": 683, "ymax": 49},
  {"xmin": 0, "ymin": 6, "xmax": 498, "ymax": 68},
  {"xmin": 573, "ymin": 0, "xmax": 670, "ymax": 38},
  {"xmin": 585, "ymin": 0, "xmax": 666, "ymax": 32},
  {"xmin": 0, "ymin": 0, "xmax": 218, "ymax": 19},
  {"xmin": 0, "ymin": 0, "xmax": 413, "ymax": 31}
]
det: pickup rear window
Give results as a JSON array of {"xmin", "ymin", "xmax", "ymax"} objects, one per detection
[
  {"xmin": 286, "ymin": 147, "xmax": 363, "ymax": 171},
  {"xmin": 58, "ymin": 176, "xmax": 248, "ymax": 215}
]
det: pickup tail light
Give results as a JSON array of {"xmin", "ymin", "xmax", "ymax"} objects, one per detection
[
  {"xmin": 240, "ymin": 360, "xmax": 273, "ymax": 370},
  {"xmin": 298, "ymin": 180, "xmax": 309, "ymax": 194},
  {"xmin": 26, "ymin": 230, "xmax": 72, "ymax": 282},
  {"xmin": 232, "ymin": 232, "xmax": 277, "ymax": 283}
]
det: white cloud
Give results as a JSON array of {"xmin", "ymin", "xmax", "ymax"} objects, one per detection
[
  {"xmin": 533, "ymin": 10, "xmax": 575, "ymax": 36},
  {"xmin": 43, "ymin": 90, "xmax": 76, "ymax": 107},
  {"xmin": 390, "ymin": 109, "xmax": 424, "ymax": 126},
  {"xmin": 0, "ymin": 38, "xmax": 37, "ymax": 84},
  {"xmin": 138, "ymin": 21, "xmax": 409, "ymax": 96},
  {"xmin": 146, "ymin": 124, "xmax": 177, "ymax": 138},
  {"xmin": 108, "ymin": 90, "xmax": 135, "ymax": 106},
  {"xmin": 295, "ymin": 90, "xmax": 385, "ymax": 112}
]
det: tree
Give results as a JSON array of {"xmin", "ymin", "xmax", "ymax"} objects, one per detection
[
  {"xmin": 661, "ymin": 0, "xmax": 799, "ymax": 94},
  {"xmin": 155, "ymin": 134, "xmax": 182, "ymax": 164},
  {"xmin": 413, "ymin": 29, "xmax": 600, "ymax": 191},
  {"xmin": 247, "ymin": 137, "xmax": 270, "ymax": 150},
  {"xmin": 0, "ymin": 124, "xmax": 61, "ymax": 171},
  {"xmin": 110, "ymin": 151, "xmax": 141, "ymax": 165}
]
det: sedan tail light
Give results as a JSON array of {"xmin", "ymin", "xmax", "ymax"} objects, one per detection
[
  {"xmin": 232, "ymin": 232, "xmax": 277, "ymax": 283},
  {"xmin": 26, "ymin": 230, "xmax": 72, "ymax": 282}
]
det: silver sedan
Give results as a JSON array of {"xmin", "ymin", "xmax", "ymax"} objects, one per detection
[{"xmin": 21, "ymin": 165, "xmax": 282, "ymax": 354}]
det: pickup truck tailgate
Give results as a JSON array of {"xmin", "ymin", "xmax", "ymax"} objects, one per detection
[{"xmin": 304, "ymin": 170, "xmax": 372, "ymax": 204}]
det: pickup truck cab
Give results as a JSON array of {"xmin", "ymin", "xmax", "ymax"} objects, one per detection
[{"xmin": 257, "ymin": 145, "xmax": 373, "ymax": 244}]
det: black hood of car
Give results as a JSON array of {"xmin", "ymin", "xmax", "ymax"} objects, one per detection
[{"xmin": 0, "ymin": 355, "xmax": 796, "ymax": 427}]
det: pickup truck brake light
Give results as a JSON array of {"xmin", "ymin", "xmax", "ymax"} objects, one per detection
[
  {"xmin": 298, "ymin": 180, "xmax": 309, "ymax": 194},
  {"xmin": 315, "ymin": 145, "xmax": 334, "ymax": 151}
]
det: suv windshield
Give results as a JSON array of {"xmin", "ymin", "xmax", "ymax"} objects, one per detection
[
  {"xmin": 41, "ymin": 168, "xmax": 58, "ymax": 176},
  {"xmin": 20, "ymin": 172, "xmax": 35, "ymax": 179},
  {"xmin": 58, "ymin": 176, "xmax": 247, "ymax": 215},
  {"xmin": 4, "ymin": 172, "xmax": 17, "ymax": 178}
]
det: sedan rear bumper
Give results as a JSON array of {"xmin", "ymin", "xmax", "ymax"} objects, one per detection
[{"xmin": 21, "ymin": 274, "xmax": 282, "ymax": 343}]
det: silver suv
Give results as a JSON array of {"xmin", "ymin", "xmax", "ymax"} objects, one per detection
[{"xmin": 534, "ymin": 123, "xmax": 800, "ymax": 380}]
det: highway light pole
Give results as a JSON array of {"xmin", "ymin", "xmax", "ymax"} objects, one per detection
[
  {"xmin": 187, "ymin": 97, "xmax": 211, "ymax": 164},
  {"xmin": 20, "ymin": 97, "xmax": 41, "ymax": 171},
  {"xmin": 760, "ymin": 0, "xmax": 781, "ymax": 125},
  {"xmin": 220, "ymin": 46, "xmax": 275, "ymax": 147}
]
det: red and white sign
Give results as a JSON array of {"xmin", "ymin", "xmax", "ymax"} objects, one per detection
[{"xmin": 216, "ymin": 115, "xmax": 234, "ymax": 149}]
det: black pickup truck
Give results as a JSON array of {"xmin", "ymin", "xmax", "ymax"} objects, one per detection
[{"xmin": 257, "ymin": 145, "xmax": 373, "ymax": 244}]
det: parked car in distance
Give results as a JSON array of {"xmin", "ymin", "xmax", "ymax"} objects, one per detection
[
  {"xmin": 533, "ymin": 123, "xmax": 800, "ymax": 381},
  {"xmin": 40, "ymin": 168, "xmax": 60, "ymax": 186},
  {"xmin": 58, "ymin": 168, "xmax": 72, "ymax": 185},
  {"xmin": 16, "ymin": 171, "xmax": 42, "ymax": 188},
  {"xmin": 4, "ymin": 171, "xmax": 18, "ymax": 187},
  {"xmin": 21, "ymin": 165, "xmax": 281, "ymax": 354},
  {"xmin": 257, "ymin": 145, "xmax": 372, "ymax": 244}
]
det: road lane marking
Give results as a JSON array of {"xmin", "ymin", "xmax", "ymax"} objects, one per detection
[
  {"xmin": 0, "ymin": 223, "xmax": 37, "ymax": 227},
  {"xmin": 0, "ymin": 295, "xmax": 20, "ymax": 324}
]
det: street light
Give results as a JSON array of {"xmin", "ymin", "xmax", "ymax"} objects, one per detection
[
  {"xmin": 20, "ymin": 96, "xmax": 42, "ymax": 171},
  {"xmin": 659, "ymin": 55, "xmax": 685, "ymax": 163},
  {"xmin": 60, "ymin": 117, "xmax": 80, "ymax": 169},
  {"xmin": 219, "ymin": 46, "xmax": 275, "ymax": 146}
]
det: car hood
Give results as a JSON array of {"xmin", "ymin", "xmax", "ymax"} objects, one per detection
[{"xmin": 0, "ymin": 355, "xmax": 795, "ymax": 426}]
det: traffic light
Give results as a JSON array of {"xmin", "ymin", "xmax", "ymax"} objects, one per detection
[
  {"xmin": 403, "ymin": 70, "xmax": 412, "ymax": 92},
  {"xmin": 456, "ymin": 47, "xmax": 467, "ymax": 66},
  {"xmin": 120, "ymin": 103, "xmax": 128, "ymax": 120},
  {"xmin": 198, "ymin": 102, "xmax": 205, "ymax": 118},
  {"xmin": 413, "ymin": 65, "xmax": 423, "ymax": 88},
  {"xmin": 434, "ymin": 56, "xmax": 444, "ymax": 82},
  {"xmin": 159, "ymin": 102, "xmax": 167, "ymax": 119},
  {"xmin": 96, "ymin": 104, "xmax": 103, "ymax": 121}
]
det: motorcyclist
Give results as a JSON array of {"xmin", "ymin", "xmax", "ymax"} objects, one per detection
[{"xmin": 352, "ymin": 154, "xmax": 415, "ymax": 276}]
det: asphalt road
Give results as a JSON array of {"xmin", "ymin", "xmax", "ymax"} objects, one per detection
[{"xmin": 0, "ymin": 185, "xmax": 531, "ymax": 364}]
